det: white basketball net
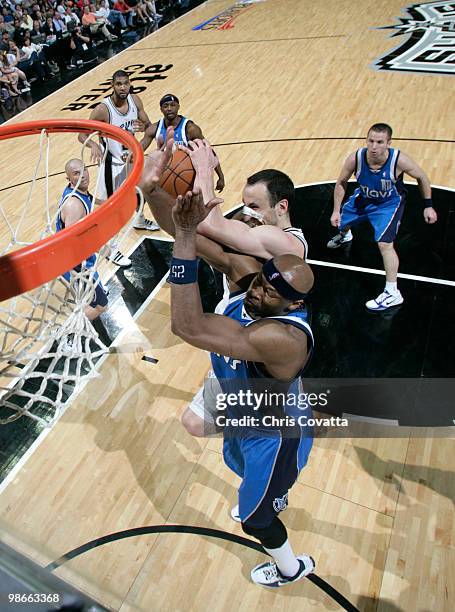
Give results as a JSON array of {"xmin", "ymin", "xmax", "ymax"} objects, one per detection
[{"xmin": 0, "ymin": 129, "xmax": 142, "ymax": 426}]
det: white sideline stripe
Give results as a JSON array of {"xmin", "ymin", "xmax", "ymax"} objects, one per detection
[{"xmin": 307, "ymin": 258, "xmax": 455, "ymax": 287}]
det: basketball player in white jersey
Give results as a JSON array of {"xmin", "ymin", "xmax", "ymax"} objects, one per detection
[
  {"xmin": 181, "ymin": 138, "xmax": 307, "ymax": 261},
  {"xmin": 140, "ymin": 132, "xmax": 309, "ymax": 437},
  {"xmin": 78, "ymin": 70, "xmax": 160, "ymax": 266},
  {"xmin": 149, "ymin": 93, "xmax": 225, "ymax": 192}
]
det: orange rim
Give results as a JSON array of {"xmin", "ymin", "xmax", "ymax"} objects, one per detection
[{"xmin": 0, "ymin": 119, "xmax": 144, "ymax": 301}]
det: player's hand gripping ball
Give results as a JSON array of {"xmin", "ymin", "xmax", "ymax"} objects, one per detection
[{"xmin": 159, "ymin": 149, "xmax": 196, "ymax": 197}]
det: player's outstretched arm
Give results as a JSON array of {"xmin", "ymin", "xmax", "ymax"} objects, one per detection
[
  {"xmin": 186, "ymin": 122, "xmax": 225, "ymax": 192},
  {"xmin": 200, "ymin": 213, "xmax": 302, "ymax": 260},
  {"xmin": 398, "ymin": 153, "xmax": 437, "ymax": 224},
  {"xmin": 331, "ymin": 153, "xmax": 355, "ymax": 227},
  {"xmin": 77, "ymin": 104, "xmax": 107, "ymax": 164},
  {"xmin": 169, "ymin": 190, "xmax": 307, "ymax": 377},
  {"xmin": 180, "ymin": 138, "xmax": 219, "ymax": 204}
]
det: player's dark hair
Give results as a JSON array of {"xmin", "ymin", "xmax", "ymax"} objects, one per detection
[
  {"xmin": 112, "ymin": 70, "xmax": 129, "ymax": 82},
  {"xmin": 368, "ymin": 123, "xmax": 393, "ymax": 139},
  {"xmin": 246, "ymin": 169, "xmax": 295, "ymax": 211}
]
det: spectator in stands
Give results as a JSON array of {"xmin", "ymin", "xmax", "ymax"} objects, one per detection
[
  {"xmin": 52, "ymin": 10, "xmax": 68, "ymax": 34},
  {"xmin": 55, "ymin": 0, "xmax": 66, "ymax": 15},
  {"xmin": 1, "ymin": 30, "xmax": 12, "ymax": 51},
  {"xmin": 12, "ymin": 16, "xmax": 27, "ymax": 45},
  {"xmin": 43, "ymin": 14, "xmax": 74, "ymax": 69},
  {"xmin": 81, "ymin": 5, "xmax": 117, "ymax": 41},
  {"xmin": 70, "ymin": 23, "xmax": 97, "ymax": 65},
  {"xmin": 124, "ymin": 0, "xmax": 149, "ymax": 25},
  {"xmin": 43, "ymin": 14, "xmax": 59, "ymax": 40},
  {"xmin": 21, "ymin": 35, "xmax": 52, "ymax": 80},
  {"xmin": 63, "ymin": 5, "xmax": 81, "ymax": 27},
  {"xmin": 1, "ymin": 72, "xmax": 19, "ymax": 99},
  {"xmin": 144, "ymin": 0, "xmax": 162, "ymax": 23},
  {"xmin": 0, "ymin": 14, "xmax": 15, "ymax": 34},
  {"xmin": 2, "ymin": 8, "xmax": 15, "ymax": 26},
  {"xmin": 95, "ymin": 0, "xmax": 127, "ymax": 33},
  {"xmin": 31, "ymin": 6, "xmax": 44, "ymax": 24},
  {"xmin": 0, "ymin": 48, "xmax": 30, "ymax": 94},
  {"xmin": 31, "ymin": 18, "xmax": 45, "ymax": 37},
  {"xmin": 19, "ymin": 10, "xmax": 34, "ymax": 31},
  {"xmin": 112, "ymin": 0, "xmax": 134, "ymax": 27},
  {"xmin": 8, "ymin": 39, "xmax": 27, "ymax": 67}
]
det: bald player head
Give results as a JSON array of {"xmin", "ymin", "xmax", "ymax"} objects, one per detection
[
  {"xmin": 244, "ymin": 254, "xmax": 314, "ymax": 319},
  {"xmin": 65, "ymin": 158, "xmax": 90, "ymax": 193}
]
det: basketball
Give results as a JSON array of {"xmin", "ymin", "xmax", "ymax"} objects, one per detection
[{"xmin": 159, "ymin": 149, "xmax": 196, "ymax": 198}]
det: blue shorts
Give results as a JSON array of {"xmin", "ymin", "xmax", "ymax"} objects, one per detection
[
  {"xmin": 340, "ymin": 193, "xmax": 405, "ymax": 242},
  {"xmin": 89, "ymin": 276, "xmax": 108, "ymax": 308},
  {"xmin": 223, "ymin": 429, "xmax": 313, "ymax": 528},
  {"xmin": 63, "ymin": 267, "xmax": 108, "ymax": 309}
]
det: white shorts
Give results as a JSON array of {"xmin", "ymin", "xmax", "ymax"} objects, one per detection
[
  {"xmin": 188, "ymin": 370, "xmax": 223, "ymax": 425},
  {"xmin": 97, "ymin": 154, "xmax": 128, "ymax": 201}
]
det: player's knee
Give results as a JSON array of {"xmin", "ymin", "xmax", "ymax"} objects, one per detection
[
  {"xmin": 85, "ymin": 304, "xmax": 107, "ymax": 321},
  {"xmin": 97, "ymin": 304, "xmax": 108, "ymax": 316},
  {"xmin": 377, "ymin": 241, "xmax": 394, "ymax": 252},
  {"xmin": 181, "ymin": 407, "xmax": 206, "ymax": 437},
  {"xmin": 241, "ymin": 516, "xmax": 287, "ymax": 549}
]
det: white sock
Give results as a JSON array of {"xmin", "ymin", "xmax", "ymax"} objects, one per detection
[
  {"xmin": 137, "ymin": 212, "xmax": 145, "ymax": 222},
  {"xmin": 342, "ymin": 229, "xmax": 352, "ymax": 238},
  {"xmin": 263, "ymin": 539, "xmax": 300, "ymax": 578},
  {"xmin": 385, "ymin": 281, "xmax": 398, "ymax": 294}
]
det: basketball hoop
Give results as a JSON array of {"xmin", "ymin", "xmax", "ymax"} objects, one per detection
[
  {"xmin": 0, "ymin": 119, "xmax": 143, "ymax": 301},
  {"xmin": 0, "ymin": 119, "xmax": 144, "ymax": 425}
]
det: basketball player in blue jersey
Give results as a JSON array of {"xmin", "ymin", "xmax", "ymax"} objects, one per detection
[
  {"xmin": 328, "ymin": 123, "xmax": 437, "ymax": 311},
  {"xmin": 140, "ymin": 129, "xmax": 309, "ymax": 432},
  {"xmin": 142, "ymin": 139, "xmax": 309, "ymax": 437},
  {"xmin": 169, "ymin": 186, "xmax": 316, "ymax": 587},
  {"xmin": 149, "ymin": 93, "xmax": 225, "ymax": 192},
  {"xmin": 78, "ymin": 70, "xmax": 160, "ymax": 265},
  {"xmin": 56, "ymin": 159, "xmax": 108, "ymax": 321}
]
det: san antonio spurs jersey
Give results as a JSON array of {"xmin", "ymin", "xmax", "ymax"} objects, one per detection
[{"xmin": 100, "ymin": 94, "xmax": 138, "ymax": 162}]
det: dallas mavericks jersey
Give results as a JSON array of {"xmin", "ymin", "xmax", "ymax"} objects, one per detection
[
  {"xmin": 210, "ymin": 293, "xmax": 314, "ymax": 429},
  {"xmin": 156, "ymin": 116, "xmax": 189, "ymax": 146},
  {"xmin": 100, "ymin": 94, "xmax": 138, "ymax": 162},
  {"xmin": 56, "ymin": 186, "xmax": 96, "ymax": 268},
  {"xmin": 354, "ymin": 147, "xmax": 402, "ymax": 204}
]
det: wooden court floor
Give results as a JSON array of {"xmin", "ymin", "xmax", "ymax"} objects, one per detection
[{"xmin": 0, "ymin": 1, "xmax": 454, "ymax": 610}]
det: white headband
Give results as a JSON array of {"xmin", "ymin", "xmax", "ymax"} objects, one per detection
[{"xmin": 241, "ymin": 206, "xmax": 265, "ymax": 224}]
